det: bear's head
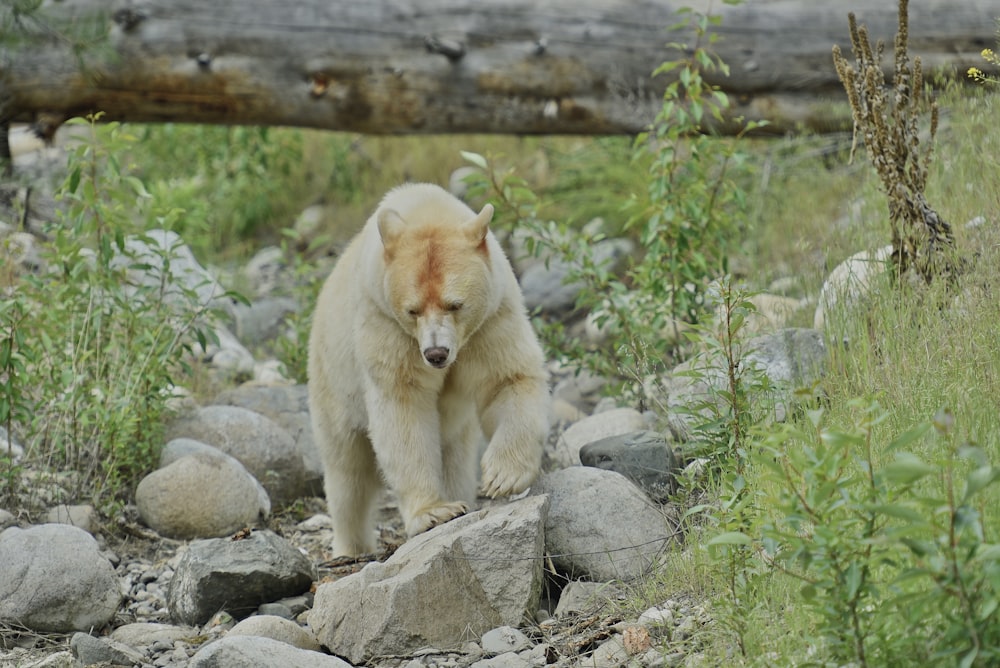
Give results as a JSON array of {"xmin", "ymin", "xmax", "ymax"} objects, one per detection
[{"xmin": 377, "ymin": 203, "xmax": 497, "ymax": 369}]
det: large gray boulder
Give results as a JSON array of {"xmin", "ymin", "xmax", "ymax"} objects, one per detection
[
  {"xmin": 136, "ymin": 450, "xmax": 268, "ymax": 539},
  {"xmin": 745, "ymin": 327, "xmax": 827, "ymax": 388},
  {"xmin": 532, "ymin": 467, "xmax": 675, "ymax": 582},
  {"xmin": 160, "ymin": 438, "xmax": 272, "ymax": 515},
  {"xmin": 231, "ymin": 297, "xmax": 298, "ymax": 347},
  {"xmin": 189, "ymin": 635, "xmax": 351, "ymax": 668},
  {"xmin": 310, "ymin": 495, "xmax": 548, "ymax": 665},
  {"xmin": 165, "ymin": 404, "xmax": 309, "ymax": 503},
  {"xmin": 168, "ymin": 530, "xmax": 316, "ymax": 626},
  {"xmin": 0, "ymin": 524, "xmax": 121, "ymax": 632},
  {"xmin": 814, "ymin": 245, "xmax": 892, "ymax": 330},
  {"xmin": 214, "ymin": 384, "xmax": 323, "ymax": 485}
]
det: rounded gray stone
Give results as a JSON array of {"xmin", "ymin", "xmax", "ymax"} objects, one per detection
[
  {"xmin": 229, "ymin": 614, "xmax": 321, "ymax": 651},
  {"xmin": 532, "ymin": 467, "xmax": 676, "ymax": 582},
  {"xmin": 481, "ymin": 625, "xmax": 530, "ymax": 654},
  {"xmin": 70, "ymin": 632, "xmax": 145, "ymax": 667},
  {"xmin": 579, "ymin": 430, "xmax": 678, "ymax": 502},
  {"xmin": 0, "ymin": 524, "xmax": 121, "ymax": 632},
  {"xmin": 189, "ymin": 635, "xmax": 352, "ymax": 668},
  {"xmin": 165, "ymin": 404, "xmax": 306, "ymax": 503},
  {"xmin": 136, "ymin": 451, "xmax": 267, "ymax": 539}
]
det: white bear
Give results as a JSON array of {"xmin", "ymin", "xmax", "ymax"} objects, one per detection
[{"xmin": 308, "ymin": 183, "xmax": 550, "ymax": 557}]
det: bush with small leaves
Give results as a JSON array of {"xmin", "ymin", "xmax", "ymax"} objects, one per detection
[
  {"xmin": 2, "ymin": 115, "xmax": 234, "ymax": 514},
  {"xmin": 462, "ymin": 6, "xmax": 760, "ymax": 408},
  {"xmin": 749, "ymin": 403, "xmax": 1000, "ymax": 667}
]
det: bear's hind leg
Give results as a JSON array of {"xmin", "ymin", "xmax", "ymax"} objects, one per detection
[{"xmin": 322, "ymin": 429, "xmax": 381, "ymax": 557}]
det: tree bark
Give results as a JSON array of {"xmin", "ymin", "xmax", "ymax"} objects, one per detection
[{"xmin": 0, "ymin": 0, "xmax": 995, "ymax": 137}]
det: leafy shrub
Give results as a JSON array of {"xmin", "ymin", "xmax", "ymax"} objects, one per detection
[
  {"xmin": 132, "ymin": 124, "xmax": 310, "ymax": 256},
  {"xmin": 462, "ymin": 6, "xmax": 760, "ymax": 407},
  {"xmin": 0, "ymin": 115, "xmax": 223, "ymax": 513},
  {"xmin": 746, "ymin": 403, "xmax": 1000, "ymax": 667}
]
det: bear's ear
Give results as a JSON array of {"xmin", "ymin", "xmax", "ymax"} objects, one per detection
[
  {"xmin": 462, "ymin": 203, "xmax": 493, "ymax": 248},
  {"xmin": 377, "ymin": 208, "xmax": 406, "ymax": 255}
]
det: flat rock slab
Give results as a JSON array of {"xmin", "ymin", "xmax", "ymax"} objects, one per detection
[{"xmin": 310, "ymin": 495, "xmax": 548, "ymax": 665}]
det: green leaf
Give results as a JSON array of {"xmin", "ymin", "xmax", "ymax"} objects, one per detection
[
  {"xmin": 962, "ymin": 465, "xmax": 1000, "ymax": 504},
  {"xmin": 683, "ymin": 503, "xmax": 713, "ymax": 519},
  {"xmin": 756, "ymin": 453, "xmax": 787, "ymax": 477},
  {"xmin": 690, "ymin": 100, "xmax": 703, "ymax": 125},
  {"xmin": 67, "ymin": 166, "xmax": 81, "ymax": 194},
  {"xmin": 460, "ymin": 151, "xmax": 488, "ymax": 170},
  {"xmin": 868, "ymin": 503, "xmax": 927, "ymax": 524},
  {"xmin": 900, "ymin": 537, "xmax": 935, "ymax": 557},
  {"xmin": 707, "ymin": 531, "xmax": 752, "ymax": 546},
  {"xmin": 124, "ymin": 176, "xmax": 151, "ymax": 198},
  {"xmin": 821, "ymin": 429, "xmax": 863, "ymax": 450},
  {"xmin": 879, "ymin": 452, "xmax": 936, "ymax": 485},
  {"xmin": 886, "ymin": 422, "xmax": 932, "ymax": 451},
  {"xmin": 979, "ymin": 598, "xmax": 998, "ymax": 622},
  {"xmin": 679, "ymin": 67, "xmax": 692, "ymax": 88},
  {"xmin": 958, "ymin": 444, "xmax": 989, "ymax": 468},
  {"xmin": 974, "ymin": 543, "xmax": 1000, "ymax": 562},
  {"xmin": 845, "ymin": 561, "xmax": 863, "ymax": 598}
]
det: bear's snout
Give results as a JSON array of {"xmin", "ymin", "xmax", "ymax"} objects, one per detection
[{"xmin": 423, "ymin": 347, "xmax": 451, "ymax": 368}]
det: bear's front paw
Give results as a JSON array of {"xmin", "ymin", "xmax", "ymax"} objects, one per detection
[
  {"xmin": 405, "ymin": 501, "xmax": 469, "ymax": 537},
  {"xmin": 480, "ymin": 457, "xmax": 539, "ymax": 499}
]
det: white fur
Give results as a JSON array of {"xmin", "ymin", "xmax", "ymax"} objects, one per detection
[{"xmin": 308, "ymin": 183, "xmax": 550, "ymax": 557}]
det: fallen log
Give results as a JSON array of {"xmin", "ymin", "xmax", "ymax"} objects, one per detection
[{"xmin": 0, "ymin": 0, "xmax": 996, "ymax": 137}]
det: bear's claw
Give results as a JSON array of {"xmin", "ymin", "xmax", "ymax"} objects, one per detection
[
  {"xmin": 480, "ymin": 464, "xmax": 537, "ymax": 499},
  {"xmin": 406, "ymin": 501, "xmax": 469, "ymax": 537}
]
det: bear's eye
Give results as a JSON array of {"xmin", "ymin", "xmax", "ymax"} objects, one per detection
[
  {"xmin": 406, "ymin": 307, "xmax": 420, "ymax": 317},
  {"xmin": 445, "ymin": 301, "xmax": 463, "ymax": 312}
]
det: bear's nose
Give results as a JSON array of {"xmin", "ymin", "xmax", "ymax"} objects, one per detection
[{"xmin": 423, "ymin": 347, "xmax": 450, "ymax": 368}]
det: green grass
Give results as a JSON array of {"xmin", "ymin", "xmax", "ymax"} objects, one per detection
[{"xmin": 672, "ymin": 86, "xmax": 1000, "ymax": 664}]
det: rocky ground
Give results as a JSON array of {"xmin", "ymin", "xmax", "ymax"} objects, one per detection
[
  {"xmin": 0, "ymin": 365, "xmax": 734, "ymax": 668},
  {"xmin": 0, "ymin": 485, "xmax": 714, "ymax": 668}
]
